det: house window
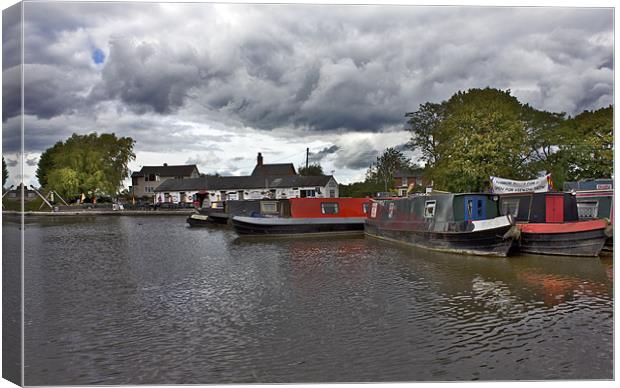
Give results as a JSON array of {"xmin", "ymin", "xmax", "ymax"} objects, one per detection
[
  {"xmin": 300, "ymin": 189, "xmax": 316, "ymax": 198},
  {"xmin": 27, "ymin": 192, "xmax": 35, "ymax": 198},
  {"xmin": 260, "ymin": 201, "xmax": 278, "ymax": 214},
  {"xmin": 145, "ymin": 187, "xmax": 154, "ymax": 193},
  {"xmin": 132, "ymin": 177, "xmax": 139, "ymax": 185},
  {"xmin": 145, "ymin": 174, "xmax": 156, "ymax": 182},
  {"xmin": 577, "ymin": 201, "xmax": 599, "ymax": 219},
  {"xmin": 329, "ymin": 189, "xmax": 336, "ymax": 198},
  {"xmin": 501, "ymin": 198, "xmax": 520, "ymax": 217},
  {"xmin": 424, "ymin": 200, "xmax": 436, "ymax": 218},
  {"xmin": 402, "ymin": 177, "xmax": 408, "ymax": 186},
  {"xmin": 321, "ymin": 202, "xmax": 339, "ymax": 214}
]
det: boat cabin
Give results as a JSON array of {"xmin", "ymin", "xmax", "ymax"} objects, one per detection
[
  {"xmin": 572, "ymin": 190, "xmax": 613, "ymax": 221},
  {"xmin": 223, "ymin": 197, "xmax": 371, "ymax": 219},
  {"xmin": 370, "ymin": 193, "xmax": 502, "ymax": 232},
  {"xmin": 289, "ymin": 197, "xmax": 371, "ymax": 218},
  {"xmin": 498, "ymin": 192, "xmax": 579, "ymax": 223}
]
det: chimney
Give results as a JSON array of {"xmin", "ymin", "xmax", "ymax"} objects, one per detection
[
  {"xmin": 257, "ymin": 152, "xmax": 263, "ymax": 166},
  {"xmin": 163, "ymin": 163, "xmax": 168, "ymax": 166}
]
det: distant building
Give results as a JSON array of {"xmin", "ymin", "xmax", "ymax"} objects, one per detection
[
  {"xmin": 152, "ymin": 153, "xmax": 338, "ymax": 205},
  {"xmin": 3, "ymin": 183, "xmax": 40, "ymax": 202},
  {"xmin": 394, "ymin": 168, "xmax": 425, "ymax": 196},
  {"xmin": 130, "ymin": 163, "xmax": 200, "ymax": 200},
  {"xmin": 251, "ymin": 152, "xmax": 297, "ymax": 176}
]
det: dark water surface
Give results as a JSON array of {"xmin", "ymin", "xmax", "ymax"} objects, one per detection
[{"xmin": 15, "ymin": 215, "xmax": 613, "ymax": 384}]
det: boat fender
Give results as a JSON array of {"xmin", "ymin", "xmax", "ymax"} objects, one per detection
[
  {"xmin": 502, "ymin": 225, "xmax": 521, "ymax": 241},
  {"xmin": 603, "ymin": 218, "xmax": 613, "ymax": 238}
]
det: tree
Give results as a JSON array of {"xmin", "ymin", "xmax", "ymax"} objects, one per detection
[
  {"xmin": 338, "ymin": 181, "xmax": 385, "ymax": 198},
  {"xmin": 407, "ymin": 88, "xmax": 531, "ymax": 192},
  {"xmin": 366, "ymin": 147, "xmax": 412, "ymax": 192},
  {"xmin": 556, "ymin": 106, "xmax": 613, "ymax": 183},
  {"xmin": 36, "ymin": 133, "xmax": 135, "ymax": 199},
  {"xmin": 2, "ymin": 156, "xmax": 7, "ymax": 187},
  {"xmin": 298, "ymin": 163, "xmax": 324, "ymax": 176},
  {"xmin": 405, "ymin": 102, "xmax": 445, "ymax": 166}
]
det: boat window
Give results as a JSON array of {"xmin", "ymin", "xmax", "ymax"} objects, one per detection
[
  {"xmin": 362, "ymin": 203, "xmax": 370, "ymax": 214},
  {"xmin": 388, "ymin": 202, "xmax": 395, "ymax": 218},
  {"xmin": 321, "ymin": 202, "xmax": 339, "ymax": 214},
  {"xmin": 501, "ymin": 198, "xmax": 520, "ymax": 217},
  {"xmin": 577, "ymin": 201, "xmax": 599, "ymax": 219},
  {"xmin": 260, "ymin": 201, "xmax": 278, "ymax": 214},
  {"xmin": 424, "ymin": 200, "xmax": 436, "ymax": 218}
]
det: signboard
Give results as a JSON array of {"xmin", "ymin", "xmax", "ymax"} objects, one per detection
[
  {"xmin": 490, "ymin": 175, "xmax": 551, "ymax": 193},
  {"xmin": 596, "ymin": 184, "xmax": 612, "ymax": 190}
]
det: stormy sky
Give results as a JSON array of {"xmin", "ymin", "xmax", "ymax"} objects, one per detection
[{"xmin": 1, "ymin": 1, "xmax": 614, "ymax": 187}]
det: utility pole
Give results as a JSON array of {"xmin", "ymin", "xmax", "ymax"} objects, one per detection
[{"xmin": 306, "ymin": 147, "xmax": 309, "ymax": 170}]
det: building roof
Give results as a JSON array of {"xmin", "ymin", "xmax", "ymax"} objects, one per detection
[
  {"xmin": 251, "ymin": 163, "xmax": 296, "ymax": 176},
  {"xmin": 131, "ymin": 164, "xmax": 198, "ymax": 178},
  {"xmin": 152, "ymin": 176, "xmax": 209, "ymax": 192},
  {"xmin": 153, "ymin": 174, "xmax": 335, "ymax": 192}
]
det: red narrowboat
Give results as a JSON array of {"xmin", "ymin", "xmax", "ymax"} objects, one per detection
[
  {"xmin": 232, "ymin": 197, "xmax": 371, "ymax": 236},
  {"xmin": 499, "ymin": 192, "xmax": 612, "ymax": 257}
]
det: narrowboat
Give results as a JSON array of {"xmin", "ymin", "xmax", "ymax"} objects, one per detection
[
  {"xmin": 232, "ymin": 197, "xmax": 371, "ymax": 236},
  {"xmin": 364, "ymin": 193, "xmax": 518, "ymax": 257},
  {"xmin": 499, "ymin": 192, "xmax": 611, "ymax": 257}
]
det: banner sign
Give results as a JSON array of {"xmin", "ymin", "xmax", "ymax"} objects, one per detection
[{"xmin": 490, "ymin": 175, "xmax": 551, "ymax": 193}]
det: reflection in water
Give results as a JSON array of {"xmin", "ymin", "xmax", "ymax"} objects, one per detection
[{"xmin": 21, "ymin": 216, "xmax": 613, "ymax": 384}]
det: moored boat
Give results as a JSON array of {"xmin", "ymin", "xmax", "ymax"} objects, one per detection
[
  {"xmin": 365, "ymin": 193, "xmax": 517, "ymax": 257},
  {"xmin": 232, "ymin": 197, "xmax": 371, "ymax": 236},
  {"xmin": 186, "ymin": 202, "xmax": 228, "ymax": 226},
  {"xmin": 499, "ymin": 192, "xmax": 611, "ymax": 257}
]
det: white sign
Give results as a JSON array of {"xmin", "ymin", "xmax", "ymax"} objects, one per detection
[{"xmin": 490, "ymin": 175, "xmax": 550, "ymax": 193}]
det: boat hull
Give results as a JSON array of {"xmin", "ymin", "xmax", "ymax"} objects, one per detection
[
  {"xmin": 517, "ymin": 220, "xmax": 610, "ymax": 257},
  {"xmin": 365, "ymin": 217, "xmax": 516, "ymax": 257},
  {"xmin": 232, "ymin": 216, "xmax": 366, "ymax": 236}
]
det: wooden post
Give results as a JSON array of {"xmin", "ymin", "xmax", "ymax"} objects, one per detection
[{"xmin": 29, "ymin": 185, "xmax": 53, "ymax": 209}]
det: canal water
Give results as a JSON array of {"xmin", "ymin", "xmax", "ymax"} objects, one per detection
[{"xmin": 9, "ymin": 215, "xmax": 614, "ymax": 384}]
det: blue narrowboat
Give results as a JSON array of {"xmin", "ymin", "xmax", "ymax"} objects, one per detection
[{"xmin": 365, "ymin": 193, "xmax": 518, "ymax": 257}]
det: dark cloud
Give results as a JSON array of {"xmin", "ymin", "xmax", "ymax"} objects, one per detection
[
  {"xmin": 2, "ymin": 2, "xmax": 21, "ymax": 71},
  {"xmin": 25, "ymin": 157, "xmax": 38, "ymax": 166},
  {"xmin": 88, "ymin": 37, "xmax": 203, "ymax": 114},
  {"xmin": 310, "ymin": 145, "xmax": 340, "ymax": 162},
  {"xmin": 5, "ymin": 158, "xmax": 18, "ymax": 167}
]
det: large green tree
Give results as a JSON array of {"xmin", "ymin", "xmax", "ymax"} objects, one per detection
[
  {"xmin": 36, "ymin": 133, "xmax": 135, "ymax": 199},
  {"xmin": 366, "ymin": 147, "xmax": 412, "ymax": 192},
  {"xmin": 407, "ymin": 88, "xmax": 534, "ymax": 192}
]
